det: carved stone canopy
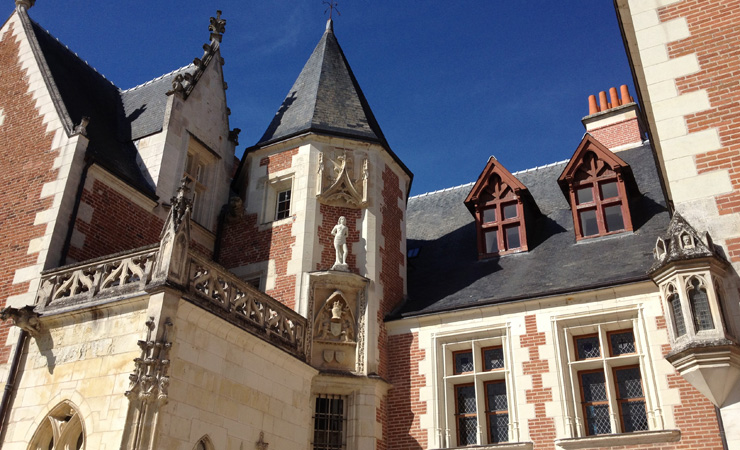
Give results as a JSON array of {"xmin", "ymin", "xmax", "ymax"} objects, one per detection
[
  {"xmin": 648, "ymin": 212, "xmax": 727, "ymax": 275},
  {"xmin": 317, "ymin": 150, "xmax": 368, "ymax": 208}
]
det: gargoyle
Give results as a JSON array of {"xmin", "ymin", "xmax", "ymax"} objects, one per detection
[{"xmin": 0, "ymin": 305, "xmax": 41, "ymax": 336}]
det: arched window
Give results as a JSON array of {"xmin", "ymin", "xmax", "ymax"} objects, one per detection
[
  {"xmin": 688, "ymin": 277, "xmax": 714, "ymax": 332},
  {"xmin": 666, "ymin": 284, "xmax": 686, "ymax": 338},
  {"xmin": 194, "ymin": 436, "xmax": 214, "ymax": 450},
  {"xmin": 28, "ymin": 401, "xmax": 84, "ymax": 450}
]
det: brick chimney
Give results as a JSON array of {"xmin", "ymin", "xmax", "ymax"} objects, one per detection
[{"xmin": 582, "ymin": 85, "xmax": 645, "ymax": 152}]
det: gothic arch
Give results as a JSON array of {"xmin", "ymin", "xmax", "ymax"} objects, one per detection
[
  {"xmin": 194, "ymin": 435, "xmax": 214, "ymax": 450},
  {"xmin": 686, "ymin": 275, "xmax": 714, "ymax": 332},
  {"xmin": 27, "ymin": 401, "xmax": 85, "ymax": 450}
]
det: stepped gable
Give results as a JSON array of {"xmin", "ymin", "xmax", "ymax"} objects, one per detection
[
  {"xmin": 255, "ymin": 19, "xmax": 411, "ymax": 178},
  {"xmin": 399, "ymin": 143, "xmax": 670, "ymax": 317}
]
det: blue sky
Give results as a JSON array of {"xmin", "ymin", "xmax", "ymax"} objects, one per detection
[{"xmin": 21, "ymin": 1, "xmax": 634, "ymax": 196}]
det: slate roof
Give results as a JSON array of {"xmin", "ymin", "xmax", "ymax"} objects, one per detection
[
  {"xmin": 398, "ymin": 143, "xmax": 670, "ymax": 318},
  {"xmin": 19, "ymin": 9, "xmax": 190, "ymax": 198},
  {"xmin": 253, "ymin": 20, "xmax": 412, "ymax": 179}
]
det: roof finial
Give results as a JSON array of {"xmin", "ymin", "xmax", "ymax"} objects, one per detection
[
  {"xmin": 15, "ymin": 0, "xmax": 34, "ymax": 10},
  {"xmin": 209, "ymin": 10, "xmax": 226, "ymax": 42},
  {"xmin": 323, "ymin": 0, "xmax": 340, "ymax": 20}
]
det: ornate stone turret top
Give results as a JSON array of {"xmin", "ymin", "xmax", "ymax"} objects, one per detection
[
  {"xmin": 209, "ymin": 10, "xmax": 226, "ymax": 42},
  {"xmin": 15, "ymin": 0, "xmax": 34, "ymax": 10},
  {"xmin": 170, "ymin": 177, "xmax": 193, "ymax": 231},
  {"xmin": 649, "ymin": 212, "xmax": 727, "ymax": 274}
]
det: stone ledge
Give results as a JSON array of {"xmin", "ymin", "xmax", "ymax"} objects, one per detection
[
  {"xmin": 555, "ymin": 430, "xmax": 680, "ymax": 449},
  {"xmin": 432, "ymin": 442, "xmax": 533, "ymax": 450}
]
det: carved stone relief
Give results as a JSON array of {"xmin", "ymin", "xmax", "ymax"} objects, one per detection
[
  {"xmin": 306, "ymin": 272, "xmax": 369, "ymax": 373},
  {"xmin": 317, "ymin": 149, "xmax": 369, "ymax": 208}
]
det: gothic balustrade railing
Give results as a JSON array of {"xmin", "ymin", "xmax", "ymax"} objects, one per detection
[
  {"xmin": 186, "ymin": 253, "xmax": 307, "ymax": 360},
  {"xmin": 35, "ymin": 245, "xmax": 159, "ymax": 313}
]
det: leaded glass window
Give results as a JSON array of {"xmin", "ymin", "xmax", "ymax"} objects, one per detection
[
  {"xmin": 689, "ymin": 278, "xmax": 714, "ymax": 332},
  {"xmin": 614, "ymin": 366, "xmax": 648, "ymax": 433},
  {"xmin": 575, "ymin": 335, "xmax": 601, "ymax": 360},
  {"xmin": 453, "ymin": 350, "xmax": 474, "ymax": 374},
  {"xmin": 579, "ymin": 370, "xmax": 611, "ymax": 435},
  {"xmin": 485, "ymin": 381, "xmax": 509, "ymax": 443},
  {"xmin": 668, "ymin": 288, "xmax": 686, "ymax": 337},
  {"xmin": 455, "ymin": 384, "xmax": 478, "ymax": 446},
  {"xmin": 483, "ymin": 346, "xmax": 504, "ymax": 371},
  {"xmin": 608, "ymin": 330, "xmax": 636, "ymax": 356}
]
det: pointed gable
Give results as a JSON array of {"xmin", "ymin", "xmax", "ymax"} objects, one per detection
[
  {"xmin": 464, "ymin": 156, "xmax": 528, "ymax": 215},
  {"xmin": 557, "ymin": 134, "xmax": 631, "ymax": 189}
]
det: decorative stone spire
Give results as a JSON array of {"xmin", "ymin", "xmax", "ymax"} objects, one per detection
[
  {"xmin": 209, "ymin": 10, "xmax": 226, "ymax": 42},
  {"xmin": 170, "ymin": 176, "xmax": 193, "ymax": 231},
  {"xmin": 649, "ymin": 212, "xmax": 725, "ymax": 275},
  {"xmin": 15, "ymin": 0, "xmax": 35, "ymax": 10}
]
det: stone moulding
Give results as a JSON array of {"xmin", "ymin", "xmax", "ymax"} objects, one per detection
[{"xmin": 554, "ymin": 429, "xmax": 680, "ymax": 449}]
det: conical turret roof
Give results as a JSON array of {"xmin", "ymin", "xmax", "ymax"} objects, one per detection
[{"xmin": 256, "ymin": 20, "xmax": 411, "ymax": 181}]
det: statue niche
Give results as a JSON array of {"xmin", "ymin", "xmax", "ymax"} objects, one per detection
[{"xmin": 317, "ymin": 150, "xmax": 368, "ymax": 208}]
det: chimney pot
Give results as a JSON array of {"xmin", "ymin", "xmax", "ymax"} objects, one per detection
[
  {"xmin": 598, "ymin": 91, "xmax": 609, "ymax": 112},
  {"xmin": 588, "ymin": 95, "xmax": 599, "ymax": 114},
  {"xmin": 620, "ymin": 85, "xmax": 632, "ymax": 104},
  {"xmin": 609, "ymin": 87, "xmax": 620, "ymax": 108}
]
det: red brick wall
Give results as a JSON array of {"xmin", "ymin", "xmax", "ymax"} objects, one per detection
[
  {"xmin": 589, "ymin": 117, "xmax": 642, "ymax": 150},
  {"xmin": 316, "ymin": 204, "xmax": 361, "ymax": 273},
  {"xmin": 520, "ymin": 315, "xmax": 557, "ymax": 450},
  {"xmin": 386, "ymin": 332, "xmax": 426, "ymax": 450},
  {"xmin": 378, "ymin": 166, "xmax": 405, "ymax": 379},
  {"xmin": 218, "ymin": 148, "xmax": 299, "ymax": 309},
  {"xmin": 67, "ymin": 178, "xmax": 163, "ymax": 262},
  {"xmin": 659, "ymin": 0, "xmax": 740, "ymax": 261},
  {"xmin": 0, "ymin": 21, "xmax": 59, "ymax": 363}
]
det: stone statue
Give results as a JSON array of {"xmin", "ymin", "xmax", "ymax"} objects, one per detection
[{"xmin": 331, "ymin": 216, "xmax": 349, "ymax": 271}]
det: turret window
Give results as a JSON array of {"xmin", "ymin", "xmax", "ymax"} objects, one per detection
[
  {"xmin": 667, "ymin": 284, "xmax": 687, "ymax": 337},
  {"xmin": 688, "ymin": 277, "xmax": 714, "ymax": 332}
]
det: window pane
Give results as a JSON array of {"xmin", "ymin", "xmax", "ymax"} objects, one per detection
[
  {"xmin": 690, "ymin": 280, "xmax": 714, "ymax": 331},
  {"xmin": 314, "ymin": 397, "xmax": 344, "ymax": 450},
  {"xmin": 585, "ymin": 404, "xmax": 612, "ymax": 435},
  {"xmin": 454, "ymin": 351, "xmax": 474, "ymax": 374},
  {"xmin": 488, "ymin": 413, "xmax": 509, "ymax": 443},
  {"xmin": 505, "ymin": 225, "xmax": 521, "ymax": 249},
  {"xmin": 483, "ymin": 207, "xmax": 496, "ymax": 223},
  {"xmin": 621, "ymin": 400, "xmax": 648, "ymax": 432},
  {"xmin": 276, "ymin": 189, "xmax": 291, "ymax": 220},
  {"xmin": 581, "ymin": 371, "xmax": 608, "ymax": 402},
  {"xmin": 502, "ymin": 203, "xmax": 518, "ymax": 219},
  {"xmin": 485, "ymin": 230, "xmax": 498, "ymax": 253},
  {"xmin": 615, "ymin": 367, "xmax": 644, "ymax": 399},
  {"xmin": 458, "ymin": 416, "xmax": 478, "ymax": 446},
  {"xmin": 604, "ymin": 205, "xmax": 625, "ymax": 232},
  {"xmin": 609, "ymin": 331, "xmax": 636, "ymax": 356},
  {"xmin": 483, "ymin": 347, "xmax": 504, "ymax": 370},
  {"xmin": 576, "ymin": 335, "xmax": 601, "ymax": 359},
  {"xmin": 456, "ymin": 385, "xmax": 477, "ymax": 414},
  {"xmin": 486, "ymin": 382, "xmax": 508, "ymax": 411},
  {"xmin": 670, "ymin": 294, "xmax": 687, "ymax": 337},
  {"xmin": 576, "ymin": 186, "xmax": 594, "ymax": 204},
  {"xmin": 579, "ymin": 209, "xmax": 599, "ymax": 236},
  {"xmin": 600, "ymin": 181, "xmax": 619, "ymax": 199}
]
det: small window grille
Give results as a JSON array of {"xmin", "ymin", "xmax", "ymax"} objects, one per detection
[{"xmin": 313, "ymin": 395, "xmax": 346, "ymax": 450}]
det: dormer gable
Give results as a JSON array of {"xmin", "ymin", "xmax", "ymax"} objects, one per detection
[
  {"xmin": 465, "ymin": 157, "xmax": 531, "ymax": 257},
  {"xmin": 558, "ymin": 134, "xmax": 635, "ymax": 240}
]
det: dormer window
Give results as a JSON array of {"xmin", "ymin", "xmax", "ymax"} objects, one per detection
[
  {"xmin": 465, "ymin": 158, "xmax": 530, "ymax": 258},
  {"xmin": 558, "ymin": 135, "xmax": 634, "ymax": 240}
]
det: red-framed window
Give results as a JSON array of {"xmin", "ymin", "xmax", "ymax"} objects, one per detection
[
  {"xmin": 578, "ymin": 369, "xmax": 611, "ymax": 435},
  {"xmin": 484, "ymin": 380, "xmax": 509, "ymax": 443},
  {"xmin": 475, "ymin": 174, "xmax": 527, "ymax": 256},
  {"xmin": 452, "ymin": 350, "xmax": 474, "ymax": 375},
  {"xmin": 454, "ymin": 384, "xmax": 478, "ymax": 446},
  {"xmin": 612, "ymin": 365, "xmax": 648, "ymax": 433},
  {"xmin": 569, "ymin": 152, "xmax": 632, "ymax": 239}
]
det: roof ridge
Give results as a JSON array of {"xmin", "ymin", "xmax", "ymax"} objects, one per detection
[
  {"xmin": 120, "ymin": 64, "xmax": 194, "ymax": 93},
  {"xmin": 29, "ymin": 17, "xmax": 117, "ymax": 88},
  {"xmin": 409, "ymin": 182, "xmax": 475, "ymax": 200},
  {"xmin": 409, "ymin": 158, "xmax": 571, "ymax": 200}
]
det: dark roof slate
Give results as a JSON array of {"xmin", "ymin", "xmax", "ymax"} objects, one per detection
[
  {"xmin": 20, "ymin": 10, "xmax": 190, "ymax": 197},
  {"xmin": 257, "ymin": 20, "xmax": 388, "ymax": 148},
  {"xmin": 399, "ymin": 143, "xmax": 670, "ymax": 318}
]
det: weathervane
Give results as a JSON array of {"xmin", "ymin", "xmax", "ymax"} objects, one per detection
[{"xmin": 323, "ymin": 0, "xmax": 340, "ymax": 19}]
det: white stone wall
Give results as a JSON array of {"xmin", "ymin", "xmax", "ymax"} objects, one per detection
[
  {"xmin": 387, "ymin": 282, "xmax": 684, "ymax": 448},
  {"xmin": 2, "ymin": 303, "xmax": 149, "ymax": 450},
  {"xmin": 159, "ymin": 300, "xmax": 316, "ymax": 450}
]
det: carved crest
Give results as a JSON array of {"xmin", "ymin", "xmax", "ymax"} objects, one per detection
[
  {"xmin": 317, "ymin": 150, "xmax": 368, "ymax": 208},
  {"xmin": 314, "ymin": 291, "xmax": 356, "ymax": 343}
]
